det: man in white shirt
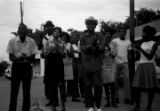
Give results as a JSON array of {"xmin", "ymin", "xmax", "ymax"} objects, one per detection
[
  {"xmin": 112, "ymin": 27, "xmax": 132, "ymax": 104},
  {"xmin": 7, "ymin": 23, "xmax": 37, "ymax": 111}
]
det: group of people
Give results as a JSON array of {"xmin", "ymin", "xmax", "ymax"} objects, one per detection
[{"xmin": 6, "ymin": 16, "xmax": 159, "ymax": 111}]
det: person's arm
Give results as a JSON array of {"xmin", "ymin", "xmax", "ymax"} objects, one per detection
[
  {"xmin": 80, "ymin": 34, "xmax": 92, "ymax": 54},
  {"xmin": 22, "ymin": 54, "xmax": 35, "ymax": 63},
  {"xmin": 56, "ymin": 42, "xmax": 66, "ymax": 58},
  {"xmin": 41, "ymin": 38, "xmax": 46, "ymax": 58},
  {"xmin": 67, "ymin": 44, "xmax": 74, "ymax": 57},
  {"xmin": 109, "ymin": 41, "xmax": 118, "ymax": 57},
  {"xmin": 95, "ymin": 33, "xmax": 105, "ymax": 53},
  {"xmin": 139, "ymin": 42, "xmax": 158, "ymax": 60},
  {"xmin": 7, "ymin": 38, "xmax": 23, "ymax": 62},
  {"xmin": 9, "ymin": 53, "xmax": 23, "ymax": 62}
]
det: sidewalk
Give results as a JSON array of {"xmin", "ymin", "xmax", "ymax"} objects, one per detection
[{"xmin": 0, "ymin": 77, "xmax": 160, "ymax": 111}]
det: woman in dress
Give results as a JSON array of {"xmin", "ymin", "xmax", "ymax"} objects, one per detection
[
  {"xmin": 44, "ymin": 27, "xmax": 66, "ymax": 111},
  {"xmin": 132, "ymin": 26, "xmax": 158, "ymax": 111}
]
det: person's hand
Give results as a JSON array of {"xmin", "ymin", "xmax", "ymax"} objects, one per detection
[
  {"xmin": 20, "ymin": 53, "xmax": 30, "ymax": 61},
  {"xmin": 133, "ymin": 44, "xmax": 141, "ymax": 50},
  {"xmin": 15, "ymin": 52, "xmax": 27, "ymax": 61},
  {"xmin": 48, "ymin": 46, "xmax": 57, "ymax": 53},
  {"xmin": 40, "ymin": 54, "xmax": 45, "ymax": 58},
  {"xmin": 86, "ymin": 46, "xmax": 96, "ymax": 54},
  {"xmin": 16, "ymin": 52, "xmax": 23, "ymax": 58}
]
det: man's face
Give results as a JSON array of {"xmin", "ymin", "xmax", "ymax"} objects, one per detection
[
  {"xmin": 18, "ymin": 26, "xmax": 28, "ymax": 39},
  {"xmin": 119, "ymin": 29, "xmax": 126, "ymax": 40},
  {"xmin": 45, "ymin": 26, "xmax": 53, "ymax": 35},
  {"xmin": 105, "ymin": 32, "xmax": 112, "ymax": 43},
  {"xmin": 86, "ymin": 24, "xmax": 96, "ymax": 31},
  {"xmin": 70, "ymin": 34, "xmax": 79, "ymax": 44},
  {"xmin": 142, "ymin": 32, "xmax": 148, "ymax": 40},
  {"xmin": 53, "ymin": 29, "xmax": 61, "ymax": 38}
]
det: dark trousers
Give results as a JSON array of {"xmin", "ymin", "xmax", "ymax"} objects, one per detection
[
  {"xmin": 9, "ymin": 63, "xmax": 32, "ymax": 111},
  {"xmin": 104, "ymin": 82, "xmax": 116, "ymax": 104},
  {"xmin": 49, "ymin": 82, "xmax": 66, "ymax": 108},
  {"xmin": 66, "ymin": 80, "xmax": 80, "ymax": 97},
  {"xmin": 72, "ymin": 60, "xmax": 84, "ymax": 97},
  {"xmin": 83, "ymin": 70, "xmax": 102, "ymax": 108},
  {"xmin": 44, "ymin": 82, "xmax": 50, "ymax": 99}
]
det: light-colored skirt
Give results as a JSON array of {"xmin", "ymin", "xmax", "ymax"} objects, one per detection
[
  {"xmin": 63, "ymin": 57, "xmax": 74, "ymax": 80},
  {"xmin": 132, "ymin": 63, "xmax": 158, "ymax": 89},
  {"xmin": 101, "ymin": 63, "xmax": 117, "ymax": 84}
]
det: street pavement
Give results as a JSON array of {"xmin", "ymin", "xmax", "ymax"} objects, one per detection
[{"xmin": 0, "ymin": 76, "xmax": 160, "ymax": 111}]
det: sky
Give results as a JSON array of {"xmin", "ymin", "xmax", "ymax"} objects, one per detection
[{"xmin": 0, "ymin": 0, "xmax": 160, "ymax": 61}]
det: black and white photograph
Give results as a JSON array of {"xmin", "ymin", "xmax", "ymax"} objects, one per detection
[{"xmin": 0, "ymin": 0, "xmax": 160, "ymax": 111}]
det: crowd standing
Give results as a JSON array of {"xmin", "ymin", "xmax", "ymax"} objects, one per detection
[{"xmin": 6, "ymin": 16, "xmax": 160, "ymax": 111}]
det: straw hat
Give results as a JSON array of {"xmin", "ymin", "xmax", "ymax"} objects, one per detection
[
  {"xmin": 44, "ymin": 20, "xmax": 54, "ymax": 27},
  {"xmin": 85, "ymin": 16, "xmax": 98, "ymax": 26}
]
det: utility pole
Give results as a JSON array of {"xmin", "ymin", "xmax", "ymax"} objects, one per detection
[
  {"xmin": 20, "ymin": 0, "xmax": 23, "ymax": 24},
  {"xmin": 129, "ymin": 0, "xmax": 135, "ymax": 103},
  {"xmin": 130, "ymin": 0, "xmax": 135, "ymax": 43}
]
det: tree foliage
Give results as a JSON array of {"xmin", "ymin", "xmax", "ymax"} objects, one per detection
[
  {"xmin": 100, "ymin": 20, "xmax": 125, "ymax": 34},
  {"xmin": 30, "ymin": 29, "xmax": 43, "ymax": 48},
  {"xmin": 123, "ymin": 7, "xmax": 160, "ymax": 28},
  {"xmin": 135, "ymin": 8, "xmax": 158, "ymax": 25},
  {"xmin": 100, "ymin": 7, "xmax": 160, "ymax": 34}
]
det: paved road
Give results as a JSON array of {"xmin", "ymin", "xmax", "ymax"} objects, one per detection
[{"xmin": 0, "ymin": 77, "xmax": 160, "ymax": 111}]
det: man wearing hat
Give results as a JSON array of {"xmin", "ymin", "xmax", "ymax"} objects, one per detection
[
  {"xmin": 7, "ymin": 23, "xmax": 37, "ymax": 111},
  {"xmin": 80, "ymin": 16, "xmax": 105, "ymax": 111},
  {"xmin": 40, "ymin": 20, "xmax": 58, "ymax": 106}
]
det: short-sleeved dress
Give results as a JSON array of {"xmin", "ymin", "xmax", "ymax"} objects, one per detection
[
  {"xmin": 44, "ymin": 38, "xmax": 65, "ymax": 84},
  {"xmin": 132, "ymin": 41, "xmax": 158, "ymax": 89}
]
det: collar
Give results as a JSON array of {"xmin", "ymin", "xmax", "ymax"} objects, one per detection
[
  {"xmin": 45, "ymin": 34, "xmax": 53, "ymax": 41},
  {"xmin": 16, "ymin": 36, "xmax": 29, "ymax": 42},
  {"xmin": 85, "ymin": 31, "xmax": 96, "ymax": 36}
]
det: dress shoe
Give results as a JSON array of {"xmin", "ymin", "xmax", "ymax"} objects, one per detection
[
  {"xmin": 133, "ymin": 106, "xmax": 141, "ymax": 111},
  {"xmin": 61, "ymin": 109, "xmax": 66, "ymax": 111},
  {"xmin": 111, "ymin": 102, "xmax": 118, "ymax": 108},
  {"xmin": 116, "ymin": 98, "xmax": 120, "ymax": 103},
  {"xmin": 51, "ymin": 106, "xmax": 57, "ymax": 111},
  {"xmin": 124, "ymin": 98, "xmax": 133, "ymax": 105},
  {"xmin": 96, "ymin": 108, "xmax": 102, "ymax": 111},
  {"xmin": 45, "ymin": 101, "xmax": 52, "ymax": 107},
  {"xmin": 66, "ymin": 93, "xmax": 72, "ymax": 97},
  {"xmin": 88, "ymin": 107, "xmax": 94, "ymax": 111},
  {"xmin": 72, "ymin": 97, "xmax": 81, "ymax": 102},
  {"xmin": 144, "ymin": 106, "xmax": 152, "ymax": 111},
  {"xmin": 104, "ymin": 103, "xmax": 111, "ymax": 107}
]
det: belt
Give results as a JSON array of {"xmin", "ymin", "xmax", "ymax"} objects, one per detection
[{"xmin": 13, "ymin": 60, "xmax": 31, "ymax": 65}]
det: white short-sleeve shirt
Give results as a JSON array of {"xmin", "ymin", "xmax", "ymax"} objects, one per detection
[
  {"xmin": 112, "ymin": 38, "xmax": 131, "ymax": 64},
  {"xmin": 6, "ymin": 36, "xmax": 37, "ymax": 57}
]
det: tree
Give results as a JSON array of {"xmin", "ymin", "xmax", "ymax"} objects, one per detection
[
  {"xmin": 135, "ymin": 8, "xmax": 157, "ymax": 25},
  {"xmin": 100, "ymin": 20, "xmax": 125, "ymax": 34},
  {"xmin": 124, "ymin": 8, "xmax": 160, "ymax": 27},
  {"xmin": 30, "ymin": 29, "xmax": 43, "ymax": 49}
]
